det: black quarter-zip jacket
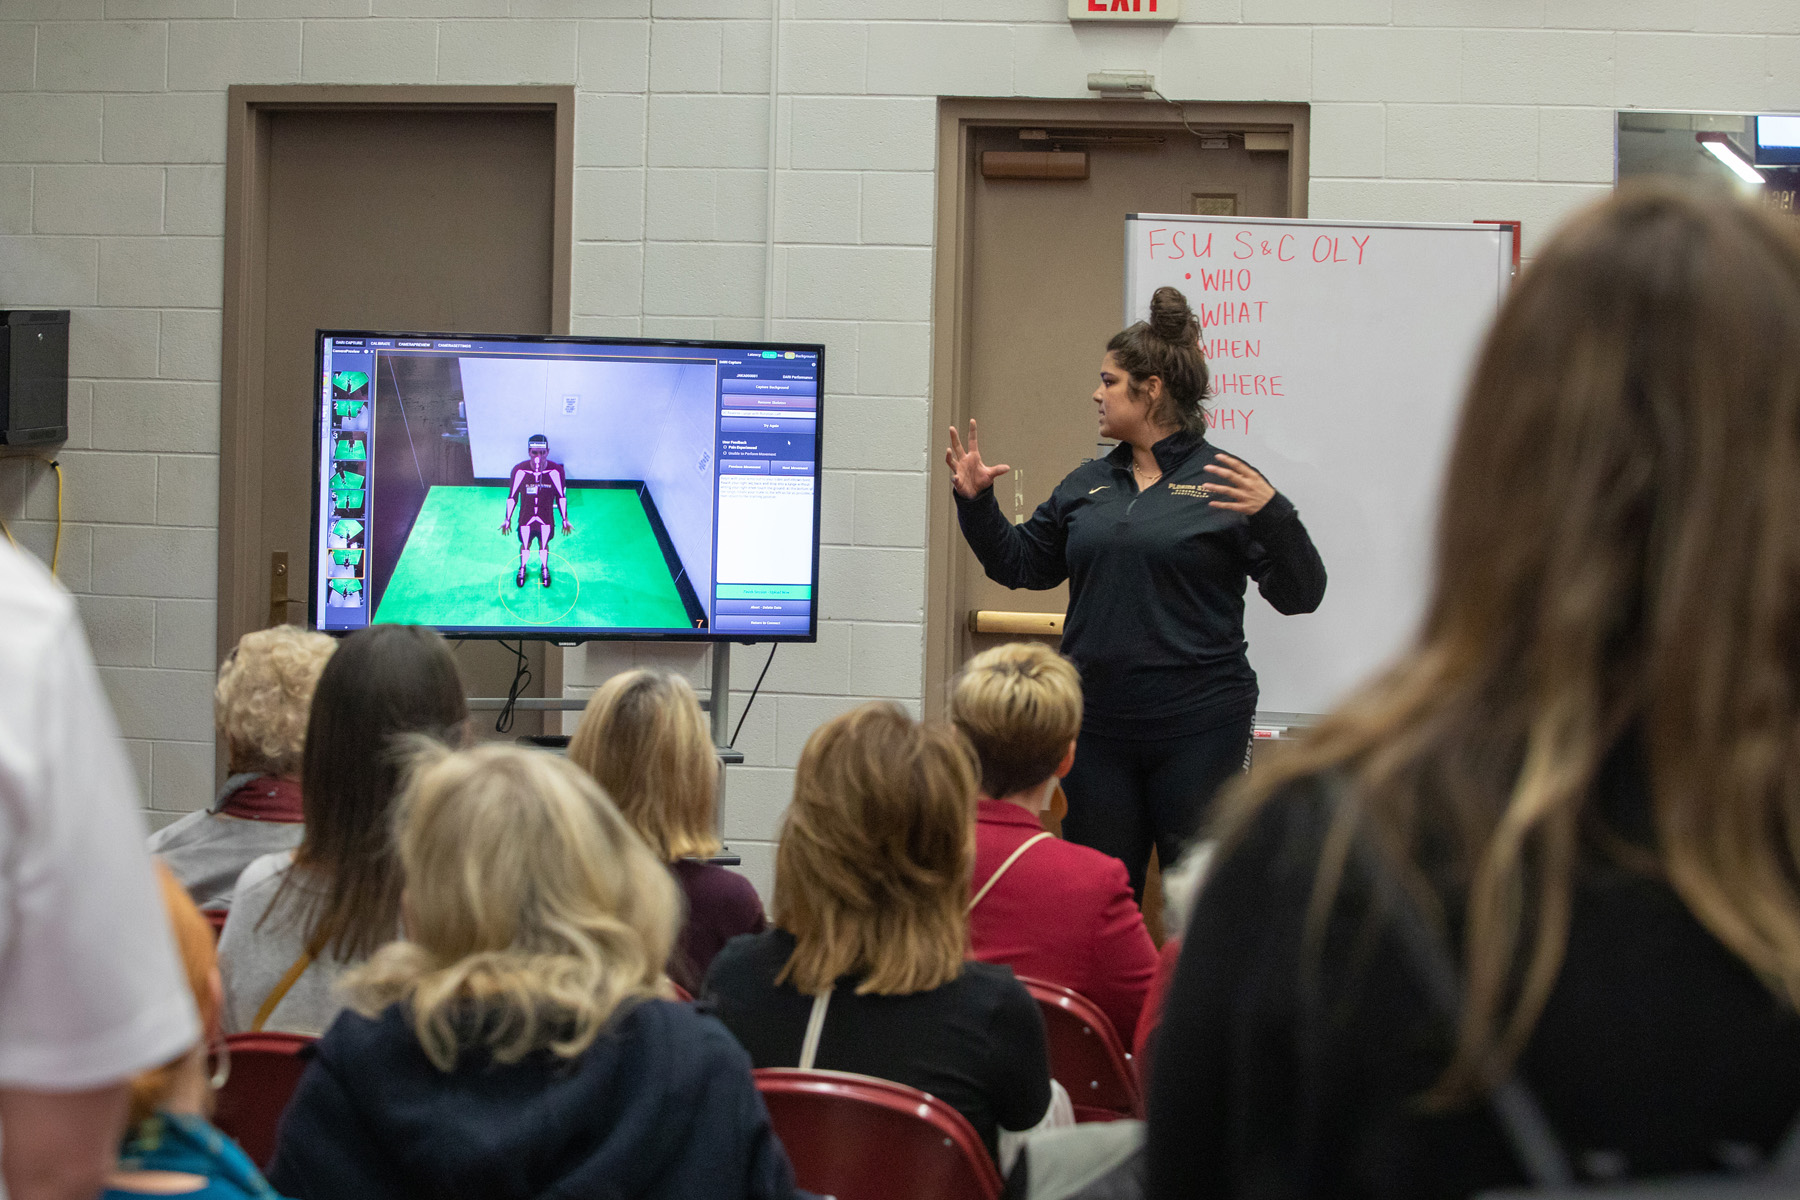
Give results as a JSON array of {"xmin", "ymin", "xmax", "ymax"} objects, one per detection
[{"xmin": 955, "ymin": 429, "xmax": 1326, "ymax": 738}]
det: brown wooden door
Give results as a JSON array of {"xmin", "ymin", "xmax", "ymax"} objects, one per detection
[
  {"xmin": 957, "ymin": 125, "xmax": 1291, "ymax": 667},
  {"xmin": 222, "ymin": 96, "xmax": 569, "ymax": 746}
]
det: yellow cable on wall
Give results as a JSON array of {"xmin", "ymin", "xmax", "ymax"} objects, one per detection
[{"xmin": 44, "ymin": 457, "xmax": 62, "ymax": 578}]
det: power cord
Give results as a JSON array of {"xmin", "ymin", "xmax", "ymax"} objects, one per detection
[
  {"xmin": 43, "ymin": 457, "xmax": 62, "ymax": 578},
  {"xmin": 729, "ymin": 643, "xmax": 778, "ymax": 749},
  {"xmin": 495, "ymin": 639, "xmax": 532, "ymax": 734}
]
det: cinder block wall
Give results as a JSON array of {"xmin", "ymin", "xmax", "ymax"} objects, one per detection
[{"xmin": 2, "ymin": 0, "xmax": 1796, "ymax": 898}]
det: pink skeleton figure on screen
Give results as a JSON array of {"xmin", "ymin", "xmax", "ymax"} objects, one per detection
[{"xmin": 500, "ymin": 434, "xmax": 572, "ymax": 588}]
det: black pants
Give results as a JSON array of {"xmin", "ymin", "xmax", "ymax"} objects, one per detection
[{"xmin": 1059, "ymin": 716, "xmax": 1255, "ymax": 901}]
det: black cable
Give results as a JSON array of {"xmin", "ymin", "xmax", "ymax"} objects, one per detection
[
  {"xmin": 495, "ymin": 639, "xmax": 532, "ymax": 734},
  {"xmin": 728, "ymin": 643, "xmax": 778, "ymax": 749}
]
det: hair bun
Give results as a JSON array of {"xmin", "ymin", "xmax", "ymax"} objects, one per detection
[{"xmin": 1148, "ymin": 286, "xmax": 1199, "ymax": 343}]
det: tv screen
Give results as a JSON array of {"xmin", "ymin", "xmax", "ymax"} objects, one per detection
[
  {"xmin": 308, "ymin": 331, "xmax": 823, "ymax": 642},
  {"xmin": 1755, "ymin": 115, "xmax": 1800, "ymax": 166}
]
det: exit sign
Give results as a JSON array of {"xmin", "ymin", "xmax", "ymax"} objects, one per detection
[{"xmin": 1070, "ymin": 0, "xmax": 1177, "ymax": 20}]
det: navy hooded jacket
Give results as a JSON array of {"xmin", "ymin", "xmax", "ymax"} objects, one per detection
[{"xmin": 268, "ymin": 997, "xmax": 801, "ymax": 1200}]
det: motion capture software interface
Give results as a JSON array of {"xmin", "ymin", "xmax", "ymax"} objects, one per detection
[{"xmin": 313, "ymin": 336, "xmax": 821, "ymax": 636}]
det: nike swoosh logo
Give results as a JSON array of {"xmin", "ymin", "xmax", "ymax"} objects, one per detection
[{"xmin": 1088, "ymin": 486, "xmax": 1110, "ymax": 494}]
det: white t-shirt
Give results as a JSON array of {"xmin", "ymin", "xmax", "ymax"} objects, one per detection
[{"xmin": 0, "ymin": 541, "xmax": 198, "ymax": 1090}]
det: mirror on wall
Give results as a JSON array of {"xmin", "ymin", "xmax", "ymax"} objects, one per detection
[{"xmin": 1617, "ymin": 111, "xmax": 1800, "ymax": 222}]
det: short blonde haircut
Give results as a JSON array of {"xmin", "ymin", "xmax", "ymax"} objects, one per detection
[
  {"xmin": 215, "ymin": 626, "xmax": 336, "ymax": 777},
  {"xmin": 950, "ymin": 642, "xmax": 1083, "ymax": 799},
  {"xmin": 773, "ymin": 703, "xmax": 978, "ymax": 997},
  {"xmin": 568, "ymin": 669, "xmax": 721, "ymax": 863},
  {"xmin": 342, "ymin": 743, "xmax": 678, "ymax": 1072}
]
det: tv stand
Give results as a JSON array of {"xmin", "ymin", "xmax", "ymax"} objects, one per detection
[{"xmin": 470, "ymin": 639, "xmax": 751, "ymax": 869}]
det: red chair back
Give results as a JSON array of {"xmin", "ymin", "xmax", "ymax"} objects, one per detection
[
  {"xmin": 671, "ymin": 981, "xmax": 694, "ymax": 1002},
  {"xmin": 1017, "ymin": 976, "xmax": 1143, "ymax": 1122},
  {"xmin": 213, "ymin": 1032, "xmax": 314, "ymax": 1169},
  {"xmin": 203, "ymin": 908, "xmax": 228, "ymax": 938},
  {"xmin": 754, "ymin": 1067, "xmax": 1002, "ymax": 1200}
]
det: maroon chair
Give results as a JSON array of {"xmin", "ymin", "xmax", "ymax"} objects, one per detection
[
  {"xmin": 1017, "ymin": 976, "xmax": 1143, "ymax": 1122},
  {"xmin": 202, "ymin": 908, "xmax": 228, "ymax": 939},
  {"xmin": 212, "ymin": 1031, "xmax": 314, "ymax": 1170},
  {"xmin": 754, "ymin": 1067, "xmax": 1003, "ymax": 1200}
]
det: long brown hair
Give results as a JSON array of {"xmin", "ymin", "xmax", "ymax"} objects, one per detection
[
  {"xmin": 773, "ymin": 703, "xmax": 978, "ymax": 996},
  {"xmin": 1215, "ymin": 182, "xmax": 1800, "ymax": 1101},
  {"xmin": 567, "ymin": 669, "xmax": 721, "ymax": 862},
  {"xmin": 273, "ymin": 624, "xmax": 467, "ymax": 961}
]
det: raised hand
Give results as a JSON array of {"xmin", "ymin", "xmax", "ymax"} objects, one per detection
[
  {"xmin": 1204, "ymin": 452, "xmax": 1276, "ymax": 515},
  {"xmin": 945, "ymin": 419, "xmax": 1011, "ymax": 501}
]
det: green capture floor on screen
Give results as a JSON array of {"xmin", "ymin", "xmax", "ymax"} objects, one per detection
[{"xmin": 372, "ymin": 486, "xmax": 693, "ymax": 629}]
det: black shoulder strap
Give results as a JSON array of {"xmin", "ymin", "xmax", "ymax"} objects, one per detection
[
  {"xmin": 1345, "ymin": 829, "xmax": 1576, "ymax": 1189},
  {"xmin": 1337, "ymin": 772, "xmax": 1800, "ymax": 1187}
]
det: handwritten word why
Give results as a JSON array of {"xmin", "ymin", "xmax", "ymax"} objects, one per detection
[{"xmin": 1205, "ymin": 408, "xmax": 1255, "ymax": 434}]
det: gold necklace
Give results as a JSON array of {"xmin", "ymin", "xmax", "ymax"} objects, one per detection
[{"xmin": 1134, "ymin": 462, "xmax": 1162, "ymax": 486}]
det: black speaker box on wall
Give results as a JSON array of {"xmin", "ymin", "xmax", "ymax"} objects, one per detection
[{"xmin": 0, "ymin": 310, "xmax": 69, "ymax": 450}]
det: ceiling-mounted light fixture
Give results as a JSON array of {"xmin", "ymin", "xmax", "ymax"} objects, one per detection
[{"xmin": 1696, "ymin": 131, "xmax": 1765, "ymax": 185}]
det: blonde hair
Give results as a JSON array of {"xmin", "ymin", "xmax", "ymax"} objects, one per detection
[
  {"xmin": 342, "ymin": 743, "xmax": 678, "ymax": 1072},
  {"xmin": 130, "ymin": 861, "xmax": 216, "ymax": 1127},
  {"xmin": 568, "ymin": 669, "xmax": 721, "ymax": 862},
  {"xmin": 773, "ymin": 703, "xmax": 978, "ymax": 996},
  {"xmin": 215, "ymin": 626, "xmax": 336, "ymax": 777},
  {"xmin": 951, "ymin": 642, "xmax": 1082, "ymax": 798},
  {"xmin": 1214, "ymin": 183, "xmax": 1800, "ymax": 1102}
]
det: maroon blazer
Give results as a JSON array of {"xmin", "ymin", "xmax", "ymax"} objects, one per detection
[{"xmin": 968, "ymin": 799, "xmax": 1158, "ymax": 1045}]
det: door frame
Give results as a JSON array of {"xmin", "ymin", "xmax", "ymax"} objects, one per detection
[
  {"xmin": 216, "ymin": 84, "xmax": 576, "ymax": 667},
  {"xmin": 924, "ymin": 98, "xmax": 1311, "ymax": 719}
]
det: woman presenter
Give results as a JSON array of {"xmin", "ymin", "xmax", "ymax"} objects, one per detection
[{"xmin": 945, "ymin": 286, "xmax": 1326, "ymax": 898}]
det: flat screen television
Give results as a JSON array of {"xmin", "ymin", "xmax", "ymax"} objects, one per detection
[
  {"xmin": 1754, "ymin": 115, "xmax": 1800, "ymax": 166},
  {"xmin": 308, "ymin": 331, "xmax": 823, "ymax": 642}
]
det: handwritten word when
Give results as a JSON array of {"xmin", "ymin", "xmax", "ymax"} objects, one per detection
[{"xmin": 1204, "ymin": 338, "xmax": 1259, "ymax": 359}]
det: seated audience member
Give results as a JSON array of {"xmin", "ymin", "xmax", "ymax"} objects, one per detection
[
  {"xmin": 104, "ymin": 863, "xmax": 284, "ymax": 1200},
  {"xmin": 219, "ymin": 625, "xmax": 466, "ymax": 1036},
  {"xmin": 151, "ymin": 627, "xmax": 336, "ymax": 912},
  {"xmin": 951, "ymin": 642, "xmax": 1157, "ymax": 1046},
  {"xmin": 0, "ymin": 540, "xmax": 199, "ymax": 1200},
  {"xmin": 1148, "ymin": 185, "xmax": 1800, "ymax": 1197},
  {"xmin": 705, "ymin": 702, "xmax": 1053, "ymax": 1160},
  {"xmin": 569, "ymin": 669, "xmax": 765, "ymax": 992},
  {"xmin": 268, "ymin": 744, "xmax": 798, "ymax": 1200}
]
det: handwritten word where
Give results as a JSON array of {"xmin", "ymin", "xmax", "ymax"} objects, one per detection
[{"xmin": 1213, "ymin": 374, "xmax": 1283, "ymax": 397}]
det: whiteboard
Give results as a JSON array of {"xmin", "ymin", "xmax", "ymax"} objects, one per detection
[{"xmin": 1123, "ymin": 214, "xmax": 1513, "ymax": 720}]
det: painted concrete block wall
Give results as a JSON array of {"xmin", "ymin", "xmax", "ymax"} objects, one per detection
[{"xmin": 2, "ymin": 0, "xmax": 1796, "ymax": 899}]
